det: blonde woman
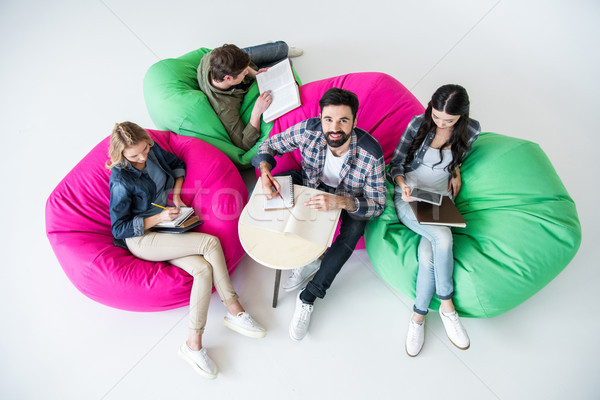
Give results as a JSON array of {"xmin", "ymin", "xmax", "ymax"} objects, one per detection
[{"xmin": 107, "ymin": 121, "xmax": 265, "ymax": 379}]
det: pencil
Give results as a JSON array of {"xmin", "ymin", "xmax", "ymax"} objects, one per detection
[
  {"xmin": 265, "ymin": 175, "xmax": 285, "ymax": 201},
  {"xmin": 151, "ymin": 203, "xmax": 169, "ymax": 210}
]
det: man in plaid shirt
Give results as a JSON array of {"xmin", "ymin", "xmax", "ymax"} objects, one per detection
[{"xmin": 252, "ymin": 88, "xmax": 386, "ymax": 341}]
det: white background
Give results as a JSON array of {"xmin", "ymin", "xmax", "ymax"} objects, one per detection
[{"xmin": 1, "ymin": 1, "xmax": 598, "ymax": 399}]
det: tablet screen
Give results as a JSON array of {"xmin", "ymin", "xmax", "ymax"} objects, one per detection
[{"xmin": 409, "ymin": 188, "xmax": 443, "ymax": 206}]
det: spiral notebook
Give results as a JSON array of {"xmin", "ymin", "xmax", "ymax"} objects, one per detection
[{"xmin": 264, "ymin": 175, "xmax": 294, "ymax": 210}]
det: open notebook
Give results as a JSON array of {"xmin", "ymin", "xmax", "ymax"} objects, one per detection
[
  {"xmin": 240, "ymin": 178, "xmax": 341, "ymax": 248},
  {"xmin": 153, "ymin": 207, "xmax": 195, "ymax": 228}
]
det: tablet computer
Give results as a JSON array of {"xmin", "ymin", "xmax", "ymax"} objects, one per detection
[{"xmin": 409, "ymin": 188, "xmax": 443, "ymax": 206}]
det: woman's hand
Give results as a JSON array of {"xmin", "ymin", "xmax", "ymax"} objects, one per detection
[
  {"xmin": 171, "ymin": 177, "xmax": 186, "ymax": 211},
  {"xmin": 400, "ymin": 185, "xmax": 414, "ymax": 202},
  {"xmin": 448, "ymin": 167, "xmax": 462, "ymax": 199},
  {"xmin": 172, "ymin": 194, "xmax": 187, "ymax": 211},
  {"xmin": 144, "ymin": 207, "xmax": 180, "ymax": 230},
  {"xmin": 395, "ymin": 176, "xmax": 414, "ymax": 202},
  {"xmin": 159, "ymin": 207, "xmax": 180, "ymax": 222}
]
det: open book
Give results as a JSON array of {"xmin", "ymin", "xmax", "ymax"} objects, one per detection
[
  {"xmin": 240, "ymin": 178, "xmax": 341, "ymax": 248},
  {"xmin": 153, "ymin": 207, "xmax": 195, "ymax": 228},
  {"xmin": 409, "ymin": 196, "xmax": 466, "ymax": 228},
  {"xmin": 256, "ymin": 58, "xmax": 301, "ymax": 123}
]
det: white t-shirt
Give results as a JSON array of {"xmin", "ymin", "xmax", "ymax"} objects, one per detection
[{"xmin": 320, "ymin": 147, "xmax": 349, "ymax": 188}]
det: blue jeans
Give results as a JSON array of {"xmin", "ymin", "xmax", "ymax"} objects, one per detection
[
  {"xmin": 394, "ymin": 190, "xmax": 455, "ymax": 315},
  {"xmin": 277, "ymin": 170, "xmax": 367, "ymax": 304},
  {"xmin": 242, "ymin": 41, "xmax": 289, "ymax": 69}
]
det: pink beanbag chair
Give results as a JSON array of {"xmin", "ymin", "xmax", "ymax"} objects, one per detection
[
  {"xmin": 260, "ymin": 73, "xmax": 425, "ymax": 248},
  {"xmin": 46, "ymin": 130, "xmax": 248, "ymax": 312}
]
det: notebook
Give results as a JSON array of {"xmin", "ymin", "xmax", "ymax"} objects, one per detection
[
  {"xmin": 409, "ymin": 196, "xmax": 466, "ymax": 228},
  {"xmin": 151, "ymin": 215, "xmax": 202, "ymax": 233},
  {"xmin": 264, "ymin": 175, "xmax": 294, "ymax": 210},
  {"xmin": 153, "ymin": 207, "xmax": 195, "ymax": 228}
]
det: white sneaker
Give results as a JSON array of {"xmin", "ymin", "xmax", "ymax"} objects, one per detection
[
  {"xmin": 289, "ymin": 290, "xmax": 313, "ymax": 341},
  {"xmin": 439, "ymin": 309, "xmax": 470, "ymax": 350},
  {"xmin": 224, "ymin": 312, "xmax": 267, "ymax": 338},
  {"xmin": 406, "ymin": 318, "xmax": 425, "ymax": 357},
  {"xmin": 178, "ymin": 343, "xmax": 218, "ymax": 379},
  {"xmin": 282, "ymin": 259, "xmax": 321, "ymax": 291},
  {"xmin": 287, "ymin": 46, "xmax": 304, "ymax": 58}
]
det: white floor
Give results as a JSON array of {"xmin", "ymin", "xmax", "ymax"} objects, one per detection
[{"xmin": 1, "ymin": 1, "xmax": 599, "ymax": 399}]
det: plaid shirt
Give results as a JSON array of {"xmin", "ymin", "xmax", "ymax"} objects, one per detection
[
  {"xmin": 252, "ymin": 118, "xmax": 386, "ymax": 218},
  {"xmin": 389, "ymin": 114, "xmax": 481, "ymax": 180}
]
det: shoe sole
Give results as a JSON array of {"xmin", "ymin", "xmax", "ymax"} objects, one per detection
[
  {"xmin": 405, "ymin": 345, "xmax": 422, "ymax": 357},
  {"xmin": 288, "ymin": 322, "xmax": 306, "ymax": 342},
  {"xmin": 223, "ymin": 319, "xmax": 267, "ymax": 339},
  {"xmin": 178, "ymin": 348, "xmax": 218, "ymax": 379},
  {"xmin": 446, "ymin": 336, "xmax": 470, "ymax": 350}
]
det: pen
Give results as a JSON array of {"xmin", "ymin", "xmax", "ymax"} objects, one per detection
[
  {"xmin": 265, "ymin": 175, "xmax": 285, "ymax": 201},
  {"xmin": 151, "ymin": 203, "xmax": 169, "ymax": 210}
]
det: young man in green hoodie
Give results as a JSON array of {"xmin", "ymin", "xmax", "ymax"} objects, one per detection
[{"xmin": 197, "ymin": 42, "xmax": 303, "ymax": 151}]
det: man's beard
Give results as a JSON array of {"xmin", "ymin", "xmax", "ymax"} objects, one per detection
[{"xmin": 324, "ymin": 131, "xmax": 351, "ymax": 148}]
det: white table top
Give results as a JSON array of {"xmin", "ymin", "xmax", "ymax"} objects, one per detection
[{"xmin": 238, "ymin": 182, "xmax": 340, "ymax": 270}]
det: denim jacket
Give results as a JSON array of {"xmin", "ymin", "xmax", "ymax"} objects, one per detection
[
  {"xmin": 389, "ymin": 114, "xmax": 481, "ymax": 181},
  {"xmin": 109, "ymin": 143, "xmax": 186, "ymax": 240}
]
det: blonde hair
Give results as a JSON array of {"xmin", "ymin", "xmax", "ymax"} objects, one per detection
[{"xmin": 106, "ymin": 122, "xmax": 154, "ymax": 169}]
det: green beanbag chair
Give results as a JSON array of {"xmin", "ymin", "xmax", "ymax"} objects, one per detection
[
  {"xmin": 365, "ymin": 132, "xmax": 581, "ymax": 318},
  {"xmin": 143, "ymin": 47, "xmax": 301, "ymax": 168}
]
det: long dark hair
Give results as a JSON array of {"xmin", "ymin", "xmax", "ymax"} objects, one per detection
[{"xmin": 405, "ymin": 84, "xmax": 471, "ymax": 176}]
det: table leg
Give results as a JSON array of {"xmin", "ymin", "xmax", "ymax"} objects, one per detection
[{"xmin": 272, "ymin": 269, "xmax": 282, "ymax": 308}]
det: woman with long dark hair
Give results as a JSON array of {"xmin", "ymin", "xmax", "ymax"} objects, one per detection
[{"xmin": 389, "ymin": 84, "xmax": 481, "ymax": 357}]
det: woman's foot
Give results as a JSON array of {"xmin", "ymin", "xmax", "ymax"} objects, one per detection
[
  {"xmin": 406, "ymin": 317, "xmax": 425, "ymax": 357},
  {"xmin": 439, "ymin": 308, "xmax": 470, "ymax": 350},
  {"xmin": 178, "ymin": 343, "xmax": 218, "ymax": 379},
  {"xmin": 224, "ymin": 312, "xmax": 267, "ymax": 338}
]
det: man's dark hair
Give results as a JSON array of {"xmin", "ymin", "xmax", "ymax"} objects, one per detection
[
  {"xmin": 318, "ymin": 88, "xmax": 359, "ymax": 120},
  {"xmin": 209, "ymin": 44, "xmax": 250, "ymax": 82}
]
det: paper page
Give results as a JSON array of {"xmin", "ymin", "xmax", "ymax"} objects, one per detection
[
  {"xmin": 283, "ymin": 187, "xmax": 341, "ymax": 247},
  {"xmin": 256, "ymin": 59, "xmax": 300, "ymax": 122},
  {"xmin": 239, "ymin": 180, "xmax": 291, "ymax": 234},
  {"xmin": 256, "ymin": 59, "xmax": 294, "ymax": 92},
  {"xmin": 264, "ymin": 176, "xmax": 294, "ymax": 210},
  {"xmin": 154, "ymin": 207, "xmax": 194, "ymax": 227}
]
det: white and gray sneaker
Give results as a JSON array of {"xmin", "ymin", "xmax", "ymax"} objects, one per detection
[
  {"xmin": 405, "ymin": 318, "xmax": 425, "ymax": 357},
  {"xmin": 439, "ymin": 309, "xmax": 470, "ymax": 350},
  {"xmin": 224, "ymin": 312, "xmax": 267, "ymax": 338},
  {"xmin": 178, "ymin": 343, "xmax": 218, "ymax": 379},
  {"xmin": 287, "ymin": 46, "xmax": 304, "ymax": 58},
  {"xmin": 289, "ymin": 290, "xmax": 314, "ymax": 341},
  {"xmin": 282, "ymin": 259, "xmax": 321, "ymax": 291}
]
